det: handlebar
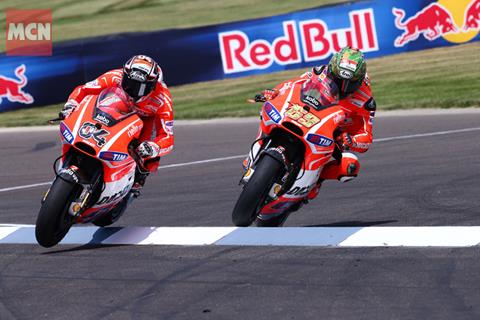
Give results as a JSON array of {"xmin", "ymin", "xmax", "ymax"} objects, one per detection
[{"xmin": 47, "ymin": 116, "xmax": 64, "ymax": 125}]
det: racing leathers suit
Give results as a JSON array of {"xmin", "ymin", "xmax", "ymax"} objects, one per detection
[
  {"xmin": 63, "ymin": 69, "xmax": 174, "ymax": 224},
  {"xmin": 66, "ymin": 68, "xmax": 174, "ymax": 172},
  {"xmin": 257, "ymin": 66, "xmax": 376, "ymax": 200}
]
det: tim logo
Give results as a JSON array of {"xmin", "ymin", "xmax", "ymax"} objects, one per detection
[
  {"xmin": 0, "ymin": 65, "xmax": 34, "ymax": 105},
  {"xmin": 5, "ymin": 9, "xmax": 52, "ymax": 56}
]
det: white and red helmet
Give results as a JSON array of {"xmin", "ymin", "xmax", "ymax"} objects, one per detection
[{"xmin": 121, "ymin": 55, "xmax": 162, "ymax": 101}]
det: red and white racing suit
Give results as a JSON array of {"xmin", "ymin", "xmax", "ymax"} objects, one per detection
[
  {"xmin": 281, "ymin": 68, "xmax": 375, "ymax": 153},
  {"xmin": 67, "ymin": 69, "xmax": 174, "ymax": 172},
  {"xmin": 262, "ymin": 67, "xmax": 376, "ymax": 199}
]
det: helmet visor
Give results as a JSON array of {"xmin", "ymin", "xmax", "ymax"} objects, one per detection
[
  {"xmin": 333, "ymin": 76, "xmax": 362, "ymax": 96},
  {"xmin": 121, "ymin": 75, "xmax": 156, "ymax": 100}
]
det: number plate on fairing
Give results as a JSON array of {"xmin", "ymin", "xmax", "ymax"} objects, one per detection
[{"xmin": 285, "ymin": 104, "xmax": 320, "ymax": 128}]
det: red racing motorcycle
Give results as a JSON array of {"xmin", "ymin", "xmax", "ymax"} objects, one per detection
[
  {"xmin": 232, "ymin": 74, "xmax": 359, "ymax": 227},
  {"xmin": 35, "ymin": 87, "xmax": 146, "ymax": 247}
]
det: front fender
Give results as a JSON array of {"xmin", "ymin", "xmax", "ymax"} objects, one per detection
[
  {"xmin": 58, "ymin": 165, "xmax": 87, "ymax": 184},
  {"xmin": 262, "ymin": 146, "xmax": 289, "ymax": 169}
]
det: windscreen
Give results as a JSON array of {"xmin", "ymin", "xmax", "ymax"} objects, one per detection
[
  {"xmin": 300, "ymin": 75, "xmax": 339, "ymax": 110},
  {"xmin": 96, "ymin": 87, "xmax": 133, "ymax": 120}
]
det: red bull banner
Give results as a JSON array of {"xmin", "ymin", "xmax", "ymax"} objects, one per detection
[{"xmin": 0, "ymin": 0, "xmax": 479, "ymax": 112}]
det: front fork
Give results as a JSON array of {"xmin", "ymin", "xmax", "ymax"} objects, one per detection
[
  {"xmin": 42, "ymin": 154, "xmax": 103, "ymax": 218},
  {"xmin": 241, "ymin": 139, "xmax": 292, "ymax": 200}
]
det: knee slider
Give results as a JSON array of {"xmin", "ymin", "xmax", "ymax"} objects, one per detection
[{"xmin": 339, "ymin": 152, "xmax": 360, "ymax": 182}]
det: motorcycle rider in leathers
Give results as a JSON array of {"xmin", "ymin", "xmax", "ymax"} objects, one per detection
[
  {"xmin": 60, "ymin": 55, "xmax": 174, "ymax": 224},
  {"xmin": 253, "ymin": 46, "xmax": 376, "ymax": 203}
]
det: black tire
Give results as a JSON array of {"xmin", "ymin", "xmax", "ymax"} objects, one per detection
[
  {"xmin": 232, "ymin": 155, "xmax": 284, "ymax": 226},
  {"xmin": 35, "ymin": 177, "xmax": 79, "ymax": 247}
]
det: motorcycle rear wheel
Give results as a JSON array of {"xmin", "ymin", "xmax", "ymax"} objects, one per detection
[
  {"xmin": 35, "ymin": 177, "xmax": 78, "ymax": 247},
  {"xmin": 232, "ymin": 155, "xmax": 284, "ymax": 227}
]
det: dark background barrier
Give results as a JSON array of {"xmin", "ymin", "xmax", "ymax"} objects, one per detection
[{"xmin": 0, "ymin": 0, "xmax": 478, "ymax": 112}]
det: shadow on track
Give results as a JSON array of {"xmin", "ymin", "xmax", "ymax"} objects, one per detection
[
  {"xmin": 41, "ymin": 227, "xmax": 126, "ymax": 254},
  {"xmin": 41, "ymin": 243, "xmax": 128, "ymax": 254}
]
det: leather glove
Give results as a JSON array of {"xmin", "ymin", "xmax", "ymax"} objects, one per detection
[
  {"xmin": 337, "ymin": 132, "xmax": 353, "ymax": 151},
  {"xmin": 136, "ymin": 141, "xmax": 160, "ymax": 158},
  {"xmin": 59, "ymin": 99, "xmax": 79, "ymax": 119},
  {"xmin": 254, "ymin": 89, "xmax": 278, "ymax": 102}
]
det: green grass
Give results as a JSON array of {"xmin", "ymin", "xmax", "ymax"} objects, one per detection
[
  {"xmin": 0, "ymin": 0, "xmax": 348, "ymax": 52},
  {"xmin": 0, "ymin": 1, "xmax": 478, "ymax": 126},
  {"xmin": 156, "ymin": 41, "xmax": 480, "ymax": 117},
  {"xmin": 1, "ymin": 42, "xmax": 479, "ymax": 127}
]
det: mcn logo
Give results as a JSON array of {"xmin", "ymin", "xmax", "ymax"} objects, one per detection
[
  {"xmin": 218, "ymin": 9, "xmax": 378, "ymax": 74},
  {"xmin": 5, "ymin": 9, "xmax": 52, "ymax": 56},
  {"xmin": 393, "ymin": 0, "xmax": 480, "ymax": 47}
]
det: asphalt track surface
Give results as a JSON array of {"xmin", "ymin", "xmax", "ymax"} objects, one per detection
[{"xmin": 1, "ymin": 110, "xmax": 480, "ymax": 319}]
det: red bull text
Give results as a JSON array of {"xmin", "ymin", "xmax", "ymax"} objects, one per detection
[{"xmin": 219, "ymin": 9, "xmax": 378, "ymax": 74}]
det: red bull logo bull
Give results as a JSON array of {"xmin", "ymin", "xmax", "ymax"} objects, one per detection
[
  {"xmin": 393, "ymin": 0, "xmax": 480, "ymax": 47},
  {"xmin": 464, "ymin": 0, "xmax": 480, "ymax": 31},
  {"xmin": 0, "ymin": 65, "xmax": 34, "ymax": 105}
]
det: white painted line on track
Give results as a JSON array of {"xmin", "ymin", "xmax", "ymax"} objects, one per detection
[
  {"xmin": 0, "ymin": 156, "xmax": 246, "ymax": 193},
  {"xmin": 1, "ymin": 225, "xmax": 480, "ymax": 247},
  {"xmin": 0, "ymin": 182, "xmax": 51, "ymax": 193},
  {"xmin": 374, "ymin": 127, "xmax": 480, "ymax": 142},
  {"xmin": 1, "ymin": 127, "xmax": 480, "ymax": 193},
  {"xmin": 159, "ymin": 155, "xmax": 244, "ymax": 169}
]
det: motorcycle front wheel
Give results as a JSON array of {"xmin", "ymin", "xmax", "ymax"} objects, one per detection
[
  {"xmin": 232, "ymin": 154, "xmax": 284, "ymax": 227},
  {"xmin": 35, "ymin": 176, "xmax": 79, "ymax": 247}
]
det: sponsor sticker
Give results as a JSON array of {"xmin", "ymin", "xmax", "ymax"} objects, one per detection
[
  {"xmin": 129, "ymin": 71, "xmax": 147, "ymax": 82},
  {"xmin": 85, "ymin": 80, "xmax": 99, "ymax": 88},
  {"xmin": 60, "ymin": 122, "xmax": 74, "ymax": 144},
  {"xmin": 264, "ymin": 102, "xmax": 282, "ymax": 123},
  {"xmin": 96, "ymin": 185, "xmax": 130, "ymax": 205},
  {"xmin": 306, "ymin": 134, "xmax": 334, "ymax": 147},
  {"xmin": 94, "ymin": 114, "xmax": 111, "ymax": 125},
  {"xmin": 99, "ymin": 151, "xmax": 129, "ymax": 162},
  {"xmin": 340, "ymin": 59, "xmax": 358, "ymax": 71},
  {"xmin": 127, "ymin": 124, "xmax": 142, "ymax": 138},
  {"xmin": 218, "ymin": 9, "xmax": 378, "ymax": 74},
  {"xmin": 278, "ymin": 81, "xmax": 293, "ymax": 95},
  {"xmin": 339, "ymin": 69, "xmax": 353, "ymax": 79},
  {"xmin": 165, "ymin": 120, "xmax": 174, "ymax": 134}
]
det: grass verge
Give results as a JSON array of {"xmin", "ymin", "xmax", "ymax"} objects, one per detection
[
  {"xmin": 0, "ymin": 42, "xmax": 479, "ymax": 127},
  {"xmin": 0, "ymin": 0, "xmax": 348, "ymax": 52}
]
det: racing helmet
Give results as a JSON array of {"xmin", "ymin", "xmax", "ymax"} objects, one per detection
[
  {"xmin": 327, "ymin": 47, "xmax": 366, "ymax": 97},
  {"xmin": 121, "ymin": 55, "xmax": 162, "ymax": 101}
]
